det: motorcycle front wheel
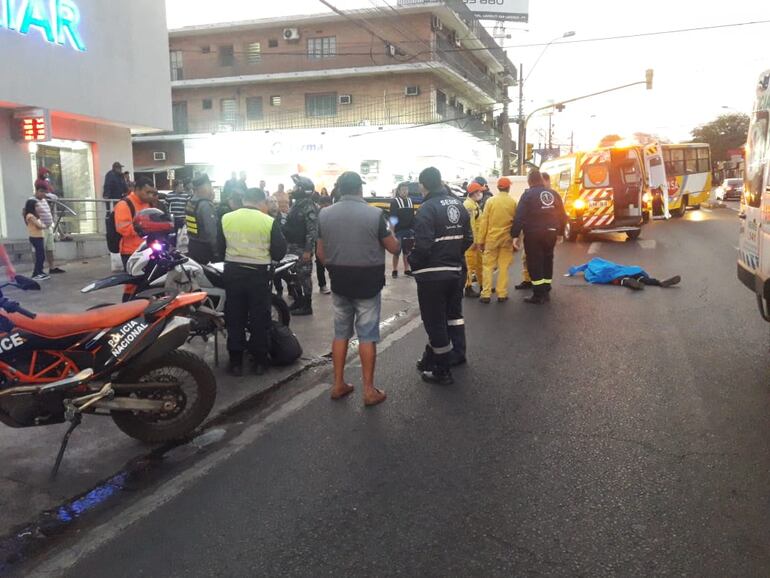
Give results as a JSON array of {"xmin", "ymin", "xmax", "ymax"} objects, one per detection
[{"xmin": 112, "ymin": 350, "xmax": 216, "ymax": 443}]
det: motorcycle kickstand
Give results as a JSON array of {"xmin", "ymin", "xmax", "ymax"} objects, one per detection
[{"xmin": 50, "ymin": 408, "xmax": 82, "ymax": 481}]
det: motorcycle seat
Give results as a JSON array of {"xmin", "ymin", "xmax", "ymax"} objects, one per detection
[{"xmin": 6, "ymin": 300, "xmax": 150, "ymax": 339}]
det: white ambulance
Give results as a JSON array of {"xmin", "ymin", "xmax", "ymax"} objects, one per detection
[{"xmin": 737, "ymin": 69, "xmax": 770, "ymax": 318}]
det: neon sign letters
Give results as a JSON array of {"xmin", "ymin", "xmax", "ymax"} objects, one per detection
[{"xmin": 0, "ymin": 0, "xmax": 86, "ymax": 52}]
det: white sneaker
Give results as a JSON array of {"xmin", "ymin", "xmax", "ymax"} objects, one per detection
[{"xmin": 32, "ymin": 273, "xmax": 50, "ymax": 281}]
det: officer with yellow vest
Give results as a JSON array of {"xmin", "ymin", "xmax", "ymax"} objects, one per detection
[
  {"xmin": 463, "ymin": 182, "xmax": 485, "ymax": 298},
  {"xmin": 478, "ymin": 177, "xmax": 518, "ymax": 303},
  {"xmin": 220, "ymin": 187, "xmax": 287, "ymax": 376}
]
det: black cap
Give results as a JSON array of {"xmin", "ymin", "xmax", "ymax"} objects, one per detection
[
  {"xmin": 112, "ymin": 161, "xmax": 124, "ymax": 169},
  {"xmin": 336, "ymin": 171, "xmax": 364, "ymax": 195},
  {"xmin": 192, "ymin": 174, "xmax": 211, "ymax": 188}
]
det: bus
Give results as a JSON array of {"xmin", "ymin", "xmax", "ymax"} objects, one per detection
[
  {"xmin": 737, "ymin": 69, "xmax": 770, "ymax": 319},
  {"xmin": 541, "ymin": 145, "xmax": 647, "ymax": 242},
  {"xmin": 651, "ymin": 143, "xmax": 712, "ymax": 217}
]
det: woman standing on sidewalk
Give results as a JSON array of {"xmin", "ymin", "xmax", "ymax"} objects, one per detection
[{"xmin": 24, "ymin": 199, "xmax": 48, "ymax": 280}]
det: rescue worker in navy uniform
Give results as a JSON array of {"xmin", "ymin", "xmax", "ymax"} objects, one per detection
[
  {"xmin": 220, "ymin": 188, "xmax": 287, "ymax": 376},
  {"xmin": 283, "ymin": 175, "xmax": 319, "ymax": 316},
  {"xmin": 511, "ymin": 170, "xmax": 568, "ymax": 304},
  {"xmin": 185, "ymin": 174, "xmax": 220, "ymax": 264},
  {"xmin": 410, "ymin": 167, "xmax": 473, "ymax": 385}
]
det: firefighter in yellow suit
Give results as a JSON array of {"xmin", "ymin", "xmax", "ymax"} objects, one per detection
[
  {"xmin": 463, "ymin": 182, "xmax": 485, "ymax": 298},
  {"xmin": 478, "ymin": 177, "xmax": 518, "ymax": 303}
]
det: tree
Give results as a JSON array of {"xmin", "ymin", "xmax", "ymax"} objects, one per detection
[
  {"xmin": 598, "ymin": 134, "xmax": 622, "ymax": 148},
  {"xmin": 691, "ymin": 113, "xmax": 750, "ymax": 162}
]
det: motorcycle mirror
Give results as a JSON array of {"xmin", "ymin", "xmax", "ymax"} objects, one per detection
[{"xmin": 14, "ymin": 275, "xmax": 41, "ymax": 291}]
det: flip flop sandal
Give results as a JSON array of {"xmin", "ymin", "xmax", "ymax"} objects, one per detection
[
  {"xmin": 331, "ymin": 384, "xmax": 355, "ymax": 400},
  {"xmin": 364, "ymin": 388, "xmax": 387, "ymax": 407}
]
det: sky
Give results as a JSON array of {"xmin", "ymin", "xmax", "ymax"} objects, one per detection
[{"xmin": 165, "ymin": 0, "xmax": 768, "ymax": 151}]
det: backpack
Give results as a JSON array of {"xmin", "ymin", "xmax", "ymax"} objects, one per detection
[
  {"xmin": 269, "ymin": 321, "xmax": 302, "ymax": 366},
  {"xmin": 106, "ymin": 198, "xmax": 135, "ymax": 253}
]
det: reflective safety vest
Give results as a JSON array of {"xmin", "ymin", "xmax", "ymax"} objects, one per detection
[
  {"xmin": 221, "ymin": 208, "xmax": 274, "ymax": 265},
  {"xmin": 185, "ymin": 197, "xmax": 205, "ymax": 239}
]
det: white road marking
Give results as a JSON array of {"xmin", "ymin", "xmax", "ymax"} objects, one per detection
[
  {"xmin": 638, "ymin": 240, "xmax": 657, "ymax": 250},
  {"xmin": 588, "ymin": 242, "xmax": 601, "ymax": 255},
  {"xmin": 29, "ymin": 316, "xmax": 426, "ymax": 577}
]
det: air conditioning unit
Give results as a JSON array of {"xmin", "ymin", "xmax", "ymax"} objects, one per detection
[
  {"xmin": 385, "ymin": 43, "xmax": 397, "ymax": 58},
  {"xmin": 153, "ymin": 152, "xmax": 167, "ymax": 161},
  {"xmin": 339, "ymin": 95, "xmax": 352, "ymax": 105},
  {"xmin": 431, "ymin": 16, "xmax": 443, "ymax": 31},
  {"xmin": 283, "ymin": 28, "xmax": 300, "ymax": 41},
  {"xmin": 405, "ymin": 86, "xmax": 420, "ymax": 97}
]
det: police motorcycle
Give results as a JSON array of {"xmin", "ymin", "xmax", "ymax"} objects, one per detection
[
  {"xmin": 83, "ymin": 210, "xmax": 295, "ymax": 350},
  {"xmin": 0, "ymin": 274, "xmax": 217, "ymax": 477}
]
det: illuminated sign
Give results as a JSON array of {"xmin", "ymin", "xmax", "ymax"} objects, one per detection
[
  {"xmin": 0, "ymin": 0, "xmax": 86, "ymax": 51},
  {"xmin": 12, "ymin": 108, "xmax": 50, "ymax": 142}
]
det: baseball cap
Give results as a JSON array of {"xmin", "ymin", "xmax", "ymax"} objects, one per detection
[
  {"xmin": 112, "ymin": 161, "xmax": 124, "ymax": 169},
  {"xmin": 336, "ymin": 171, "xmax": 364, "ymax": 195},
  {"xmin": 467, "ymin": 182, "xmax": 483, "ymax": 194},
  {"xmin": 497, "ymin": 177, "xmax": 512, "ymax": 190}
]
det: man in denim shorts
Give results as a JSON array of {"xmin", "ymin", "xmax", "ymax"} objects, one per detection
[{"xmin": 317, "ymin": 171, "xmax": 400, "ymax": 407}]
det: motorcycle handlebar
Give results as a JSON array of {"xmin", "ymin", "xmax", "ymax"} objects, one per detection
[{"xmin": 0, "ymin": 298, "xmax": 36, "ymax": 319}]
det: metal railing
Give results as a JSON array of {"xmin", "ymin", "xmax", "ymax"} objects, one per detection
[{"xmin": 50, "ymin": 198, "xmax": 113, "ymax": 238}]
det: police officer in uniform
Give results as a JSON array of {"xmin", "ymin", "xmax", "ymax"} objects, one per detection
[
  {"xmin": 283, "ymin": 175, "xmax": 319, "ymax": 316},
  {"xmin": 185, "ymin": 174, "xmax": 219, "ymax": 264},
  {"xmin": 410, "ymin": 167, "xmax": 473, "ymax": 385},
  {"xmin": 511, "ymin": 170, "xmax": 568, "ymax": 304},
  {"xmin": 220, "ymin": 188, "xmax": 287, "ymax": 376}
]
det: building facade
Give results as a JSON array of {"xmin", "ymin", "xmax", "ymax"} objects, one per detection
[
  {"xmin": 0, "ymin": 0, "xmax": 171, "ymax": 241},
  {"xmin": 134, "ymin": 0, "xmax": 514, "ymax": 193}
]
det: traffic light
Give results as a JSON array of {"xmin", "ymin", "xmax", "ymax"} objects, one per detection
[
  {"xmin": 645, "ymin": 69, "xmax": 654, "ymax": 90},
  {"xmin": 526, "ymin": 143, "xmax": 534, "ymax": 160}
]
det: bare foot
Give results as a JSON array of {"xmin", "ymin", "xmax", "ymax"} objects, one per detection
[
  {"xmin": 331, "ymin": 383, "xmax": 355, "ymax": 400},
  {"xmin": 364, "ymin": 387, "xmax": 387, "ymax": 407}
]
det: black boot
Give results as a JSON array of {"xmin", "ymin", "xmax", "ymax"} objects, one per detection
[
  {"xmin": 464, "ymin": 286, "xmax": 480, "ymax": 298},
  {"xmin": 515, "ymin": 281, "xmax": 533, "ymax": 290},
  {"xmin": 416, "ymin": 346, "xmax": 434, "ymax": 372},
  {"xmin": 289, "ymin": 296, "xmax": 303, "ymax": 311},
  {"xmin": 620, "ymin": 277, "xmax": 644, "ymax": 291},
  {"xmin": 659, "ymin": 275, "xmax": 681, "ymax": 288},
  {"xmin": 422, "ymin": 353, "xmax": 454, "ymax": 385},
  {"xmin": 448, "ymin": 324, "xmax": 466, "ymax": 367},
  {"xmin": 292, "ymin": 297, "xmax": 313, "ymax": 316},
  {"xmin": 227, "ymin": 352, "xmax": 243, "ymax": 377},
  {"xmin": 252, "ymin": 355, "xmax": 270, "ymax": 376},
  {"xmin": 523, "ymin": 293, "xmax": 547, "ymax": 304}
]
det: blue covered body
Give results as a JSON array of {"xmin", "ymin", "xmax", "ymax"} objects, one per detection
[{"xmin": 568, "ymin": 258, "xmax": 649, "ymax": 284}]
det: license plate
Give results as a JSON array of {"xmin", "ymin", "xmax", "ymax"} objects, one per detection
[{"xmin": 590, "ymin": 200, "xmax": 610, "ymax": 209}]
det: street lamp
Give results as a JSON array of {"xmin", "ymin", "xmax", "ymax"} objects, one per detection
[{"xmin": 517, "ymin": 31, "xmax": 576, "ymax": 174}]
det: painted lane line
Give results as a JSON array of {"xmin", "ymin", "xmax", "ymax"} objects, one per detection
[
  {"xmin": 30, "ymin": 316, "xmax": 426, "ymax": 577},
  {"xmin": 638, "ymin": 240, "xmax": 657, "ymax": 250}
]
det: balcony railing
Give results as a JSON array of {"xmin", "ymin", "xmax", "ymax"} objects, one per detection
[{"xmin": 434, "ymin": 36, "xmax": 503, "ymax": 100}]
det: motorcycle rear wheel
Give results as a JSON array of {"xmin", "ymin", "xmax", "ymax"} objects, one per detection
[
  {"xmin": 112, "ymin": 350, "xmax": 216, "ymax": 443},
  {"xmin": 272, "ymin": 295, "xmax": 291, "ymax": 327}
]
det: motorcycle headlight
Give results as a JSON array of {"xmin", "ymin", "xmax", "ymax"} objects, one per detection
[{"xmin": 573, "ymin": 198, "xmax": 587, "ymax": 211}]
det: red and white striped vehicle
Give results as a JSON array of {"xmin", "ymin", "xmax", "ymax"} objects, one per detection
[{"xmin": 541, "ymin": 145, "xmax": 648, "ymax": 242}]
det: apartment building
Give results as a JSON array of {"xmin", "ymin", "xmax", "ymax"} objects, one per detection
[{"xmin": 134, "ymin": 0, "xmax": 515, "ymax": 192}]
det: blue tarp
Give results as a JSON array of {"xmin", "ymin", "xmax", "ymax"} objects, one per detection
[{"xmin": 568, "ymin": 258, "xmax": 649, "ymax": 284}]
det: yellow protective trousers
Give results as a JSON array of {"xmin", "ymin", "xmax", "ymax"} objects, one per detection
[
  {"xmin": 481, "ymin": 245, "xmax": 513, "ymax": 299},
  {"xmin": 465, "ymin": 247, "xmax": 483, "ymax": 288}
]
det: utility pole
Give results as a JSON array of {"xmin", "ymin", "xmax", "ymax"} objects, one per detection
[
  {"xmin": 547, "ymin": 112, "xmax": 553, "ymax": 150},
  {"xmin": 570, "ymin": 131, "xmax": 574, "ymax": 153},
  {"xmin": 500, "ymin": 88, "xmax": 512, "ymax": 177},
  {"xmin": 517, "ymin": 63, "xmax": 525, "ymax": 175}
]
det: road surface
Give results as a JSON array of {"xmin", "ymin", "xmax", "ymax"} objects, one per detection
[{"xmin": 24, "ymin": 204, "xmax": 770, "ymax": 577}]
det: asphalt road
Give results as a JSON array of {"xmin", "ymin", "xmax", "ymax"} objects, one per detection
[{"xmin": 39, "ymin": 204, "xmax": 770, "ymax": 577}]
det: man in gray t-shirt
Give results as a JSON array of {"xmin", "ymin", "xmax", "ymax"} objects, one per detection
[{"xmin": 317, "ymin": 171, "xmax": 400, "ymax": 408}]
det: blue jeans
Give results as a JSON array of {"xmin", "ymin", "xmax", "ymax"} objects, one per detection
[
  {"xmin": 29, "ymin": 237, "xmax": 45, "ymax": 276},
  {"xmin": 332, "ymin": 293, "xmax": 382, "ymax": 343}
]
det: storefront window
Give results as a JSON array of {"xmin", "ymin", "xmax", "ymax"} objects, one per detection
[{"xmin": 30, "ymin": 139, "xmax": 97, "ymax": 234}]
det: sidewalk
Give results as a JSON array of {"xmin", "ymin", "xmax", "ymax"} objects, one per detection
[{"xmin": 0, "ymin": 256, "xmax": 421, "ymax": 536}]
